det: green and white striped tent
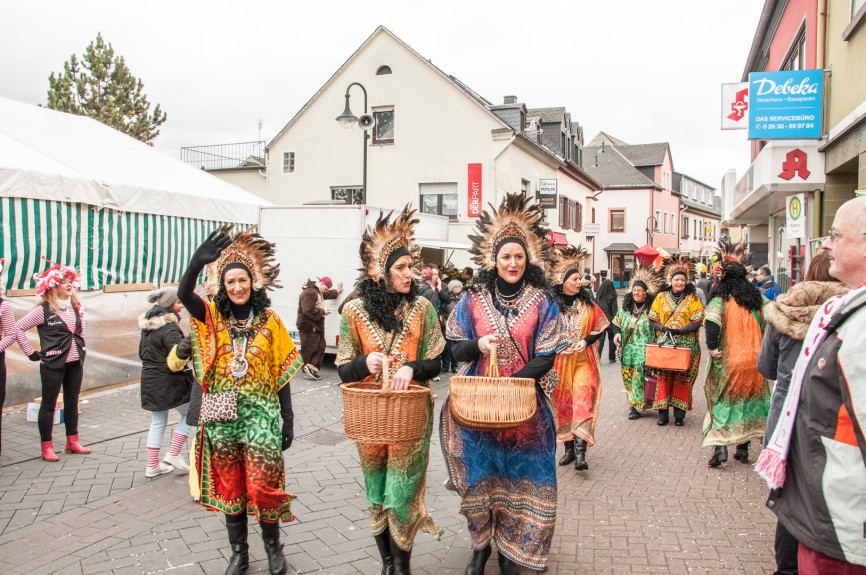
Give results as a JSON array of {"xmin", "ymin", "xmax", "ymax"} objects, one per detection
[{"xmin": 0, "ymin": 97, "xmax": 268, "ymax": 292}]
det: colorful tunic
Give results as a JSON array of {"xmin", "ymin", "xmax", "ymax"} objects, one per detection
[
  {"xmin": 552, "ymin": 300, "xmax": 609, "ymax": 444},
  {"xmin": 335, "ymin": 296, "xmax": 445, "ymax": 552},
  {"xmin": 701, "ymin": 297, "xmax": 771, "ymax": 447},
  {"xmin": 612, "ymin": 305, "xmax": 655, "ymax": 412},
  {"xmin": 441, "ymin": 284, "xmax": 562, "ymax": 571},
  {"xmin": 190, "ymin": 301, "xmax": 302, "ymax": 522},
  {"xmin": 647, "ymin": 291, "xmax": 704, "ymax": 411}
]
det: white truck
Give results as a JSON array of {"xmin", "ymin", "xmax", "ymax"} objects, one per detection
[{"xmin": 258, "ymin": 204, "xmax": 468, "ymax": 354}]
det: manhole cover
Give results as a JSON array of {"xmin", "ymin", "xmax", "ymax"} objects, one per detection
[{"xmin": 296, "ymin": 428, "xmax": 346, "ymax": 446}]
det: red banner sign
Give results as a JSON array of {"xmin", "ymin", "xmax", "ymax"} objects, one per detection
[{"xmin": 468, "ymin": 163, "xmax": 482, "ymax": 217}]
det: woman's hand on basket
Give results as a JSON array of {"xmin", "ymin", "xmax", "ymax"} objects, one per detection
[
  {"xmin": 613, "ymin": 333, "xmax": 621, "ymax": 346},
  {"xmin": 366, "ymin": 352, "xmax": 385, "ymax": 375},
  {"xmin": 478, "ymin": 335, "xmax": 498, "ymax": 355},
  {"xmin": 390, "ymin": 365, "xmax": 414, "ymax": 391}
]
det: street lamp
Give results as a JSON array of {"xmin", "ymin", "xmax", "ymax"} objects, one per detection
[
  {"xmin": 335, "ymin": 82, "xmax": 373, "ymax": 203},
  {"xmin": 645, "ymin": 216, "xmax": 657, "ymax": 244}
]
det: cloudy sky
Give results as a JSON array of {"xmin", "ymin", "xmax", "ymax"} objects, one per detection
[{"xmin": 1, "ymin": 0, "xmax": 764, "ymax": 188}]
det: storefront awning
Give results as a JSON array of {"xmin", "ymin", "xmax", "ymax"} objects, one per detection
[
  {"xmin": 602, "ymin": 242, "xmax": 638, "ymax": 253},
  {"xmin": 546, "ymin": 231, "xmax": 568, "ymax": 248}
]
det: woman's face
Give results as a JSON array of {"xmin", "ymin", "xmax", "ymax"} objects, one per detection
[
  {"xmin": 671, "ymin": 275, "xmax": 686, "ymax": 293},
  {"xmin": 495, "ymin": 243, "xmax": 526, "ymax": 284},
  {"xmin": 53, "ymin": 276, "xmax": 75, "ymax": 299},
  {"xmin": 632, "ymin": 285, "xmax": 647, "ymax": 303},
  {"xmin": 562, "ymin": 272, "xmax": 583, "ymax": 296},
  {"xmin": 388, "ymin": 255, "xmax": 414, "ymax": 294},
  {"xmin": 224, "ymin": 268, "xmax": 252, "ymax": 306}
]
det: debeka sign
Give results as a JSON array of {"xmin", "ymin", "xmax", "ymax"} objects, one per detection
[{"xmin": 748, "ymin": 69, "xmax": 823, "ymax": 140}]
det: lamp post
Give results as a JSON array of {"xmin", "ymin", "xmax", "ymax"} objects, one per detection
[
  {"xmin": 645, "ymin": 216, "xmax": 657, "ymax": 245},
  {"xmin": 335, "ymin": 82, "xmax": 372, "ymax": 203}
]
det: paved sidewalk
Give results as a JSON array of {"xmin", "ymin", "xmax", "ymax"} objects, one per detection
[{"xmin": 0, "ymin": 357, "xmax": 777, "ymax": 574}]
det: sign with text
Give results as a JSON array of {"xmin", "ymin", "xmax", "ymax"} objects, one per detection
[
  {"xmin": 748, "ymin": 69, "xmax": 823, "ymax": 140},
  {"xmin": 721, "ymin": 82, "xmax": 749, "ymax": 130},
  {"xmin": 786, "ymin": 193, "xmax": 805, "ymax": 239},
  {"xmin": 583, "ymin": 223, "xmax": 600, "ymax": 235},
  {"xmin": 467, "ymin": 163, "xmax": 482, "ymax": 217},
  {"xmin": 537, "ymin": 178, "xmax": 557, "ymax": 209}
]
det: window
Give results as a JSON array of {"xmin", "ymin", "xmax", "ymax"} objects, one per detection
[
  {"xmin": 419, "ymin": 182, "xmax": 457, "ymax": 219},
  {"xmin": 373, "ymin": 107, "xmax": 395, "ymax": 145},
  {"xmin": 610, "ymin": 209, "xmax": 625, "ymax": 232},
  {"xmin": 681, "ymin": 216, "xmax": 689, "ymax": 239},
  {"xmin": 664, "ymin": 211, "xmax": 669, "ymax": 234},
  {"xmin": 694, "ymin": 220, "xmax": 698, "ymax": 239},
  {"xmin": 559, "ymin": 196, "xmax": 570, "ymax": 229},
  {"xmin": 781, "ymin": 26, "xmax": 806, "ymax": 71},
  {"xmin": 692, "ymin": 182, "xmax": 697, "ymax": 200},
  {"xmin": 521, "ymin": 179, "xmax": 530, "ymax": 195},
  {"xmin": 591, "ymin": 207, "xmax": 596, "ymax": 223},
  {"xmin": 846, "ymin": 0, "xmax": 866, "ymax": 39},
  {"xmin": 282, "ymin": 151, "xmax": 295, "ymax": 174},
  {"xmin": 376, "ymin": 65, "xmax": 392, "ymax": 75},
  {"xmin": 854, "ymin": 0, "xmax": 866, "ymax": 18},
  {"xmin": 575, "ymin": 202, "xmax": 583, "ymax": 232},
  {"xmin": 654, "ymin": 210, "xmax": 661, "ymax": 231},
  {"xmin": 670, "ymin": 214, "xmax": 675, "ymax": 236},
  {"xmin": 331, "ymin": 186, "xmax": 364, "ymax": 205}
]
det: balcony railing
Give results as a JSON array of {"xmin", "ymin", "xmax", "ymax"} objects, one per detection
[{"xmin": 180, "ymin": 141, "xmax": 266, "ymax": 171}]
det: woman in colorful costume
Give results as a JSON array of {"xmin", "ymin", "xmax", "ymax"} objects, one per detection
[
  {"xmin": 335, "ymin": 206, "xmax": 445, "ymax": 575},
  {"xmin": 178, "ymin": 226, "xmax": 302, "ymax": 575},
  {"xmin": 611, "ymin": 265, "xmax": 659, "ymax": 420},
  {"xmin": 442, "ymin": 193, "xmax": 563, "ymax": 575},
  {"xmin": 549, "ymin": 245, "xmax": 608, "ymax": 471},
  {"xmin": 702, "ymin": 240, "xmax": 770, "ymax": 467},
  {"xmin": 647, "ymin": 255, "xmax": 704, "ymax": 426},
  {"xmin": 15, "ymin": 260, "xmax": 91, "ymax": 461}
]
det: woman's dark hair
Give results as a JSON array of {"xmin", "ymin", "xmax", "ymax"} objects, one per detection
[
  {"xmin": 215, "ymin": 286, "xmax": 271, "ymax": 319},
  {"xmin": 805, "ymin": 252, "xmax": 835, "ymax": 282},
  {"xmin": 462, "ymin": 267, "xmax": 474, "ymax": 277},
  {"xmin": 708, "ymin": 262, "xmax": 764, "ymax": 310},
  {"xmin": 471, "ymin": 263, "xmax": 551, "ymax": 295},
  {"xmin": 622, "ymin": 290, "xmax": 655, "ymax": 313},
  {"xmin": 357, "ymin": 277, "xmax": 418, "ymax": 333},
  {"xmin": 551, "ymin": 283, "xmax": 594, "ymax": 312}
]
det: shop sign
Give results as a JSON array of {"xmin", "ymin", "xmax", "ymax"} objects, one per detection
[
  {"xmin": 721, "ymin": 82, "xmax": 748, "ymax": 130},
  {"xmin": 748, "ymin": 69, "xmax": 823, "ymax": 140},
  {"xmin": 467, "ymin": 163, "xmax": 482, "ymax": 217},
  {"xmin": 537, "ymin": 178, "xmax": 557, "ymax": 209},
  {"xmin": 786, "ymin": 193, "xmax": 805, "ymax": 239}
]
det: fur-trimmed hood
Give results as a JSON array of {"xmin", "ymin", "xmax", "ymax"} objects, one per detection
[
  {"xmin": 762, "ymin": 281, "xmax": 849, "ymax": 340},
  {"xmin": 138, "ymin": 306, "xmax": 180, "ymax": 331}
]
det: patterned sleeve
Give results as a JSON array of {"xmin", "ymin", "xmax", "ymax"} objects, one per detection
[
  {"xmin": 703, "ymin": 297, "xmax": 724, "ymax": 328},
  {"xmin": 647, "ymin": 295, "xmax": 663, "ymax": 324},
  {"xmin": 533, "ymin": 293, "xmax": 562, "ymax": 356},
  {"xmin": 269, "ymin": 312, "xmax": 304, "ymax": 391},
  {"xmin": 445, "ymin": 291, "xmax": 475, "ymax": 342},
  {"xmin": 0, "ymin": 301, "xmax": 16, "ymax": 353},
  {"xmin": 334, "ymin": 304, "xmax": 363, "ymax": 367},
  {"xmin": 15, "ymin": 305, "xmax": 45, "ymax": 356},
  {"xmin": 419, "ymin": 299, "xmax": 446, "ymax": 360},
  {"xmin": 688, "ymin": 294, "xmax": 706, "ymax": 323},
  {"xmin": 612, "ymin": 307, "xmax": 628, "ymax": 331},
  {"xmin": 589, "ymin": 302, "xmax": 610, "ymax": 336}
]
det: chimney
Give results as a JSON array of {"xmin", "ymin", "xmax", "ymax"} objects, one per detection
[{"xmin": 503, "ymin": 95, "xmax": 518, "ymax": 105}]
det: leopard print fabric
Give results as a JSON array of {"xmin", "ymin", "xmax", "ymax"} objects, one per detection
[{"xmin": 199, "ymin": 389, "xmax": 238, "ymax": 423}]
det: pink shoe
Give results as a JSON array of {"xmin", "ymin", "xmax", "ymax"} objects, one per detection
[
  {"xmin": 65, "ymin": 435, "xmax": 92, "ymax": 454},
  {"xmin": 41, "ymin": 440, "xmax": 60, "ymax": 462}
]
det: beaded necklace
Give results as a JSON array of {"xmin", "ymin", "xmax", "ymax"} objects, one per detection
[{"xmin": 227, "ymin": 311, "xmax": 254, "ymax": 379}]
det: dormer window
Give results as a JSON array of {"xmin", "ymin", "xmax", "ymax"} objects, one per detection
[{"xmin": 376, "ymin": 65, "xmax": 392, "ymax": 75}]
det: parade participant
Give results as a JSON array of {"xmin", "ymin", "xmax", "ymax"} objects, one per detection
[
  {"xmin": 757, "ymin": 196, "xmax": 866, "ymax": 572},
  {"xmin": 647, "ymin": 255, "xmax": 704, "ymax": 426},
  {"xmin": 297, "ymin": 275, "xmax": 342, "ymax": 381},
  {"xmin": 548, "ymin": 245, "xmax": 608, "ymax": 471},
  {"xmin": 442, "ymin": 193, "xmax": 562, "ymax": 575},
  {"xmin": 336, "ymin": 205, "xmax": 444, "ymax": 575},
  {"xmin": 701, "ymin": 241, "xmax": 770, "ymax": 467},
  {"xmin": 612, "ymin": 265, "xmax": 660, "ymax": 420},
  {"xmin": 0, "ymin": 259, "xmax": 17, "ymax": 455},
  {"xmin": 757, "ymin": 252, "xmax": 847, "ymax": 575},
  {"xmin": 178, "ymin": 225, "xmax": 302, "ymax": 575},
  {"xmin": 440, "ymin": 279, "xmax": 463, "ymax": 373},
  {"xmin": 594, "ymin": 271, "xmax": 618, "ymax": 363},
  {"xmin": 138, "ymin": 287, "xmax": 193, "ymax": 478},
  {"xmin": 15, "ymin": 260, "xmax": 90, "ymax": 461}
]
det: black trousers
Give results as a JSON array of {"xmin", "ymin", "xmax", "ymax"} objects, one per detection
[
  {"xmin": 39, "ymin": 361, "xmax": 83, "ymax": 441},
  {"xmin": 596, "ymin": 326, "xmax": 617, "ymax": 361},
  {"xmin": 773, "ymin": 520, "xmax": 798, "ymax": 575},
  {"xmin": 299, "ymin": 328, "xmax": 326, "ymax": 370}
]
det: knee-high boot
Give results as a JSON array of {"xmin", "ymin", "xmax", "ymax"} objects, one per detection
[
  {"xmin": 390, "ymin": 533, "xmax": 411, "ymax": 575},
  {"xmin": 224, "ymin": 513, "xmax": 249, "ymax": 575},
  {"xmin": 260, "ymin": 520, "xmax": 287, "ymax": 575},
  {"xmin": 373, "ymin": 529, "xmax": 394, "ymax": 575},
  {"xmin": 558, "ymin": 440, "xmax": 575, "ymax": 466},
  {"xmin": 574, "ymin": 438, "xmax": 588, "ymax": 471}
]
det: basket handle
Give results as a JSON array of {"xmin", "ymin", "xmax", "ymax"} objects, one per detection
[
  {"xmin": 380, "ymin": 354, "xmax": 391, "ymax": 392},
  {"xmin": 485, "ymin": 341, "xmax": 499, "ymax": 378}
]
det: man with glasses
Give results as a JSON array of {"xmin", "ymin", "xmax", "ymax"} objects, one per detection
[{"xmin": 760, "ymin": 196, "xmax": 866, "ymax": 573}]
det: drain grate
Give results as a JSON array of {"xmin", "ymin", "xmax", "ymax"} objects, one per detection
[{"xmin": 296, "ymin": 427, "xmax": 346, "ymax": 446}]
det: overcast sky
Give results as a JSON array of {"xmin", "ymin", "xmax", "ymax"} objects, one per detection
[{"xmin": 1, "ymin": 0, "xmax": 764, "ymax": 188}]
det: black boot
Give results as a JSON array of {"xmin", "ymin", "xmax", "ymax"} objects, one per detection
[
  {"xmin": 390, "ymin": 533, "xmax": 411, "ymax": 575},
  {"xmin": 497, "ymin": 551, "xmax": 519, "ymax": 575},
  {"xmin": 558, "ymin": 440, "xmax": 576, "ymax": 466},
  {"xmin": 464, "ymin": 544, "xmax": 490, "ymax": 575},
  {"xmin": 260, "ymin": 521, "xmax": 287, "ymax": 575},
  {"xmin": 628, "ymin": 406, "xmax": 641, "ymax": 420},
  {"xmin": 673, "ymin": 407, "xmax": 686, "ymax": 426},
  {"xmin": 734, "ymin": 442, "xmax": 750, "ymax": 463},
  {"xmin": 225, "ymin": 513, "xmax": 249, "ymax": 575},
  {"xmin": 657, "ymin": 408, "xmax": 669, "ymax": 426},
  {"xmin": 708, "ymin": 445, "xmax": 728, "ymax": 468},
  {"xmin": 373, "ymin": 530, "xmax": 394, "ymax": 575},
  {"xmin": 574, "ymin": 438, "xmax": 588, "ymax": 471}
]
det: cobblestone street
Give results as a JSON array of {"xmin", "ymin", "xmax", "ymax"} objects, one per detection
[{"xmin": 0, "ymin": 356, "xmax": 776, "ymax": 574}]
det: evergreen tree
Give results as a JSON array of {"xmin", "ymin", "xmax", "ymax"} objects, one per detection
[{"xmin": 47, "ymin": 33, "xmax": 167, "ymax": 144}]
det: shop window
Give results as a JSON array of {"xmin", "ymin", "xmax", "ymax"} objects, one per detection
[{"xmin": 610, "ymin": 209, "xmax": 625, "ymax": 232}]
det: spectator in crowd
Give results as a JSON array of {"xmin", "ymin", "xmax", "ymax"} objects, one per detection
[
  {"xmin": 417, "ymin": 266, "xmax": 451, "ymax": 311},
  {"xmin": 595, "ymin": 271, "xmax": 619, "ymax": 363},
  {"xmin": 696, "ymin": 270, "xmax": 711, "ymax": 295},
  {"xmin": 16, "ymin": 261, "xmax": 91, "ymax": 462},
  {"xmin": 459, "ymin": 266, "xmax": 474, "ymax": 287},
  {"xmin": 756, "ymin": 266, "xmax": 782, "ymax": 300},
  {"xmin": 440, "ymin": 279, "xmax": 463, "ymax": 373},
  {"xmin": 0, "ymin": 259, "xmax": 19, "ymax": 455},
  {"xmin": 297, "ymin": 276, "xmax": 343, "ymax": 381},
  {"xmin": 757, "ymin": 196, "xmax": 866, "ymax": 574}
]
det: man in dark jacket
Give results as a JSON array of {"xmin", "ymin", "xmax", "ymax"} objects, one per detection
[
  {"xmin": 297, "ymin": 276, "xmax": 343, "ymax": 381},
  {"xmin": 756, "ymin": 266, "xmax": 782, "ymax": 300},
  {"xmin": 595, "ymin": 271, "xmax": 619, "ymax": 362}
]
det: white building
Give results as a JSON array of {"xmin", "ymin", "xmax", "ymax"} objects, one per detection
[{"xmin": 674, "ymin": 172, "xmax": 721, "ymax": 263}]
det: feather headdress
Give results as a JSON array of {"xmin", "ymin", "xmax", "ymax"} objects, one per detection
[
  {"xmin": 715, "ymin": 238, "xmax": 752, "ymax": 267},
  {"xmin": 358, "ymin": 204, "xmax": 421, "ymax": 283},
  {"xmin": 468, "ymin": 193, "xmax": 551, "ymax": 271},
  {"xmin": 204, "ymin": 225, "xmax": 281, "ymax": 297},
  {"xmin": 630, "ymin": 263, "xmax": 660, "ymax": 295},
  {"xmin": 662, "ymin": 254, "xmax": 695, "ymax": 286},
  {"xmin": 32, "ymin": 256, "xmax": 81, "ymax": 297},
  {"xmin": 548, "ymin": 245, "xmax": 589, "ymax": 286}
]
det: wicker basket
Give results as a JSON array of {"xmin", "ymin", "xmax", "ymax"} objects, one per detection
[
  {"xmin": 448, "ymin": 343, "xmax": 536, "ymax": 431},
  {"xmin": 341, "ymin": 355, "xmax": 430, "ymax": 444}
]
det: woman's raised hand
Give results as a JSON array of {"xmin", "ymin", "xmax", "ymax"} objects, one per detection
[{"xmin": 191, "ymin": 224, "xmax": 233, "ymax": 267}]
